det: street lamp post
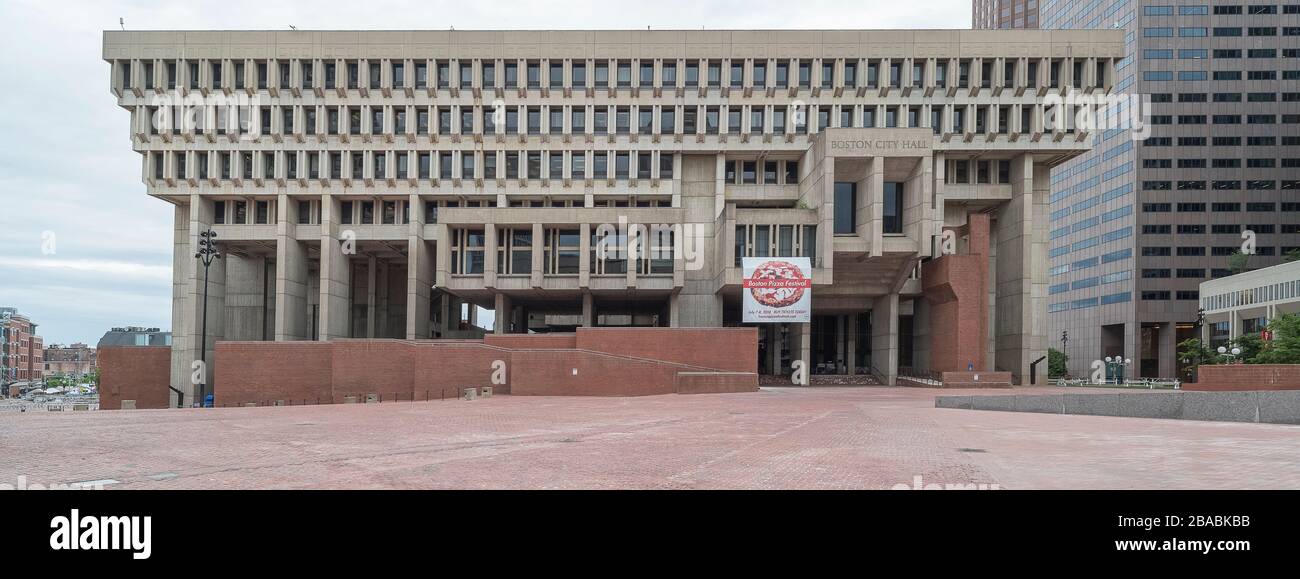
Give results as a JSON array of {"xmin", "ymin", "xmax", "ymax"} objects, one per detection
[
  {"xmin": 1103, "ymin": 356, "xmax": 1133, "ymax": 385},
  {"xmin": 1217, "ymin": 345, "xmax": 1242, "ymax": 364},
  {"xmin": 195, "ymin": 229, "xmax": 221, "ymax": 407}
]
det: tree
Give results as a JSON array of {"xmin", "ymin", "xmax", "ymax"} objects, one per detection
[
  {"xmin": 1285, "ymin": 248, "xmax": 1300, "ymax": 263},
  {"xmin": 1251, "ymin": 313, "xmax": 1300, "ymax": 364},
  {"xmin": 1048, "ymin": 348, "xmax": 1068, "ymax": 378},
  {"xmin": 1228, "ymin": 250, "xmax": 1251, "ymax": 274},
  {"xmin": 1232, "ymin": 333, "xmax": 1264, "ymax": 363},
  {"xmin": 1178, "ymin": 338, "xmax": 1218, "ymax": 368}
]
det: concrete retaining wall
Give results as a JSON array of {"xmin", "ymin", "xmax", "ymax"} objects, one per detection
[{"xmin": 936, "ymin": 390, "xmax": 1300, "ymax": 425}]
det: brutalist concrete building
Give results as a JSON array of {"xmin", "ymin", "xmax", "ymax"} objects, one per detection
[
  {"xmin": 978, "ymin": 2, "xmax": 1300, "ymax": 380},
  {"xmin": 104, "ymin": 29, "xmax": 1124, "ymax": 400}
]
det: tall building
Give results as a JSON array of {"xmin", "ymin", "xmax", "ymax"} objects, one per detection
[
  {"xmin": 974, "ymin": 0, "xmax": 1042, "ymax": 29},
  {"xmin": 978, "ymin": 1, "xmax": 1300, "ymax": 379},
  {"xmin": 104, "ymin": 29, "xmax": 1123, "ymax": 400},
  {"xmin": 1, "ymin": 307, "xmax": 44, "ymax": 384}
]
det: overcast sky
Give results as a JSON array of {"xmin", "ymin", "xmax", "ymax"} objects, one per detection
[{"xmin": 0, "ymin": 0, "xmax": 968, "ymax": 345}]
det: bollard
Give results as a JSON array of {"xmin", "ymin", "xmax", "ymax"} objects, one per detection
[
  {"xmin": 463, "ymin": 387, "xmax": 478, "ymax": 401},
  {"xmin": 344, "ymin": 396, "xmax": 358, "ymax": 404},
  {"xmin": 481, "ymin": 386, "xmax": 493, "ymax": 398}
]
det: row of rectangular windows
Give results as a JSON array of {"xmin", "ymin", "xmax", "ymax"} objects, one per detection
[
  {"xmin": 1147, "ymin": 114, "xmax": 1300, "ymax": 125},
  {"xmin": 1141, "ymin": 180, "xmax": 1300, "ymax": 191},
  {"xmin": 151, "ymin": 150, "xmax": 676, "ymax": 182},
  {"xmin": 1143, "ymin": 70, "xmax": 1300, "ymax": 81},
  {"xmin": 1142, "ymin": 26, "xmax": 1300, "ymax": 36},
  {"xmin": 1143, "ymin": 223, "xmax": 1300, "ymax": 234},
  {"xmin": 1143, "ymin": 136, "xmax": 1300, "ymax": 147},
  {"xmin": 1143, "ymin": 159, "xmax": 1300, "ymax": 169},
  {"xmin": 115, "ymin": 56, "xmax": 1112, "ymax": 94},
  {"xmin": 1048, "ymin": 226, "xmax": 1133, "ymax": 257},
  {"xmin": 1048, "ymin": 291, "xmax": 1134, "ymax": 312},
  {"xmin": 140, "ymin": 102, "xmax": 1070, "ymax": 138},
  {"xmin": 1049, "ymin": 248, "xmax": 1133, "ymax": 275},
  {"xmin": 212, "ymin": 198, "xmax": 673, "ymax": 228},
  {"xmin": 1141, "ymin": 246, "xmax": 1297, "ymax": 258},
  {"xmin": 1149, "ymin": 91, "xmax": 1300, "ymax": 102},
  {"xmin": 1204, "ymin": 279, "xmax": 1300, "ymax": 311},
  {"xmin": 1143, "ymin": 4, "xmax": 1300, "ymax": 15},
  {"xmin": 1144, "ymin": 48, "xmax": 1300, "ymax": 58}
]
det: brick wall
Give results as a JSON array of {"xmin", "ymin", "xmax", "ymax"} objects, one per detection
[
  {"xmin": 484, "ymin": 334, "xmax": 577, "ymax": 350},
  {"xmin": 922, "ymin": 212, "xmax": 989, "ymax": 374},
  {"xmin": 98, "ymin": 346, "xmax": 171, "ymax": 410},
  {"xmin": 1189, "ymin": 364, "xmax": 1300, "ymax": 391},
  {"xmin": 675, "ymin": 372, "xmax": 760, "ymax": 394},
  {"xmin": 411, "ymin": 342, "xmax": 511, "ymax": 397},
  {"xmin": 216, "ymin": 342, "xmax": 332, "ymax": 405},
  {"xmin": 575, "ymin": 327, "xmax": 758, "ymax": 373},
  {"xmin": 509, "ymin": 349, "xmax": 682, "ymax": 396},
  {"xmin": 331, "ymin": 340, "xmax": 414, "ymax": 403},
  {"xmin": 212, "ymin": 328, "xmax": 758, "ymax": 405}
]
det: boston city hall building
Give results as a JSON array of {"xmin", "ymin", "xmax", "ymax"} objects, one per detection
[{"xmin": 104, "ymin": 29, "xmax": 1124, "ymax": 399}]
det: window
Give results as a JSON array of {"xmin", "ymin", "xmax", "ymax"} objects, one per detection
[
  {"xmin": 834, "ymin": 182, "xmax": 856, "ymax": 234},
  {"xmin": 545, "ymin": 229, "xmax": 581, "ymax": 274},
  {"xmin": 883, "ymin": 182, "xmax": 904, "ymax": 234},
  {"xmin": 497, "ymin": 229, "xmax": 532, "ymax": 275},
  {"xmin": 451, "ymin": 229, "xmax": 486, "ymax": 275}
]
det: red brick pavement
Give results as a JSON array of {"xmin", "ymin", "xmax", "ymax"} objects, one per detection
[{"xmin": 1, "ymin": 386, "xmax": 1297, "ymax": 489}]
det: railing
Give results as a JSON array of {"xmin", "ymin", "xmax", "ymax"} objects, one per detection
[
  {"xmin": 866, "ymin": 365, "xmax": 888, "ymax": 385},
  {"xmin": 898, "ymin": 366, "xmax": 942, "ymax": 384},
  {"xmin": 1052, "ymin": 377, "xmax": 1181, "ymax": 390}
]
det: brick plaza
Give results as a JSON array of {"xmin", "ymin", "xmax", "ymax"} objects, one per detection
[{"xmin": 4, "ymin": 386, "xmax": 1298, "ymax": 490}]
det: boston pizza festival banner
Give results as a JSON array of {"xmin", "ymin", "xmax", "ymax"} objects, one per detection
[{"xmin": 742, "ymin": 257, "xmax": 812, "ymax": 323}]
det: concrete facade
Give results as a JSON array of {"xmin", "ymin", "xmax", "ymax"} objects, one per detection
[{"xmin": 104, "ymin": 29, "xmax": 1124, "ymax": 400}]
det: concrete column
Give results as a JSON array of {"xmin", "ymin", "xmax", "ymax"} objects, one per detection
[
  {"xmin": 484, "ymin": 226, "xmax": 498, "ymax": 287},
  {"xmin": 275, "ymin": 194, "xmax": 308, "ymax": 341},
  {"xmin": 494, "ymin": 293, "xmax": 512, "ymax": 334},
  {"xmin": 377, "ymin": 260, "xmax": 390, "ymax": 338},
  {"xmin": 582, "ymin": 292, "xmax": 594, "ymax": 327},
  {"xmin": 868, "ymin": 157, "xmax": 884, "ymax": 257},
  {"xmin": 1157, "ymin": 321, "xmax": 1177, "ymax": 379},
  {"xmin": 443, "ymin": 293, "xmax": 456, "ymax": 335},
  {"xmin": 995, "ymin": 155, "xmax": 1049, "ymax": 384},
  {"xmin": 835, "ymin": 315, "xmax": 846, "ymax": 374},
  {"xmin": 406, "ymin": 194, "xmax": 433, "ymax": 340},
  {"xmin": 770, "ymin": 324, "xmax": 783, "ymax": 375},
  {"xmin": 366, "ymin": 255, "xmax": 377, "ymax": 338},
  {"xmin": 407, "ymin": 241, "xmax": 433, "ymax": 340},
  {"xmin": 579, "ymin": 223, "xmax": 591, "ymax": 287},
  {"xmin": 872, "ymin": 293, "xmax": 899, "ymax": 385},
  {"xmin": 793, "ymin": 322, "xmax": 811, "ymax": 385},
  {"xmin": 846, "ymin": 315, "xmax": 858, "ymax": 375},
  {"xmin": 668, "ymin": 293, "xmax": 680, "ymax": 327},
  {"xmin": 319, "ymin": 196, "xmax": 352, "ymax": 340},
  {"xmin": 223, "ymin": 254, "xmax": 267, "ymax": 341},
  {"xmin": 530, "ymin": 222, "xmax": 544, "ymax": 288},
  {"xmin": 184, "ymin": 197, "xmax": 227, "ymax": 404}
]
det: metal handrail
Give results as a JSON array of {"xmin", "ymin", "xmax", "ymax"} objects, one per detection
[{"xmin": 898, "ymin": 366, "xmax": 942, "ymax": 382}]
